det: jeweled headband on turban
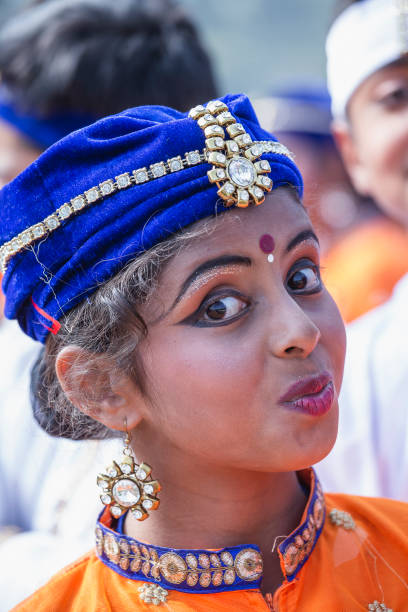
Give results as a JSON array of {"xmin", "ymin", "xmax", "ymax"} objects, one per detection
[{"xmin": 0, "ymin": 93, "xmax": 303, "ymax": 343}]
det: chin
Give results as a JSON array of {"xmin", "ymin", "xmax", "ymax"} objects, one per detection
[{"xmin": 290, "ymin": 409, "xmax": 339, "ymax": 471}]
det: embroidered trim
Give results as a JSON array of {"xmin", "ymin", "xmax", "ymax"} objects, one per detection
[
  {"xmin": 278, "ymin": 470, "xmax": 326, "ymax": 581},
  {"xmin": 95, "ymin": 467, "xmax": 325, "ymax": 594},
  {"xmin": 96, "ymin": 518, "xmax": 263, "ymax": 593}
]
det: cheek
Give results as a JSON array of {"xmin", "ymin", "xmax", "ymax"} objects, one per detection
[
  {"xmin": 141, "ymin": 326, "xmax": 264, "ymax": 414},
  {"xmin": 317, "ymin": 291, "xmax": 346, "ymax": 391},
  {"xmin": 357, "ymin": 115, "xmax": 408, "ymax": 174}
]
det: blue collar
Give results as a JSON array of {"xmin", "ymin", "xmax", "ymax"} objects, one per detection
[{"xmin": 95, "ymin": 467, "xmax": 325, "ymax": 593}]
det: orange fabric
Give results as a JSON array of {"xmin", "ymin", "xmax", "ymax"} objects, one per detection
[
  {"xmin": 322, "ymin": 218, "xmax": 408, "ymax": 322},
  {"xmin": 13, "ymin": 494, "xmax": 408, "ymax": 611}
]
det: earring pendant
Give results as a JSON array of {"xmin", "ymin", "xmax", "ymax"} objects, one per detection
[{"xmin": 97, "ymin": 452, "xmax": 161, "ymax": 521}]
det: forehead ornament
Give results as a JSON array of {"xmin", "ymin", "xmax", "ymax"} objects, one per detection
[
  {"xmin": 189, "ymin": 100, "xmax": 277, "ymax": 208},
  {"xmin": 259, "ymin": 233, "xmax": 275, "ymax": 263}
]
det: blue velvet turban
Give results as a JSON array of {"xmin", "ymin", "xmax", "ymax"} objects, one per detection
[
  {"xmin": 0, "ymin": 93, "xmax": 303, "ymax": 343},
  {"xmin": 0, "ymin": 87, "xmax": 96, "ymax": 149}
]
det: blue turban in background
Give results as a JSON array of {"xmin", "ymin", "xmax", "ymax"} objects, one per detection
[
  {"xmin": 0, "ymin": 87, "xmax": 96, "ymax": 149},
  {"xmin": 0, "ymin": 93, "xmax": 303, "ymax": 343}
]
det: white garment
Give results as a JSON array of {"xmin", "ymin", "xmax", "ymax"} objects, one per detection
[
  {"xmin": 317, "ymin": 273, "xmax": 408, "ymax": 501},
  {"xmin": 326, "ymin": 0, "xmax": 408, "ymax": 118},
  {"xmin": 0, "ymin": 318, "xmax": 121, "ymax": 610}
]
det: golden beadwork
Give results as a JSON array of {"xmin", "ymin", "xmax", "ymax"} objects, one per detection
[{"xmin": 138, "ymin": 583, "xmax": 168, "ymax": 606}]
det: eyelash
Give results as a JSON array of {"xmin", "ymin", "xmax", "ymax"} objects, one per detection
[{"xmin": 183, "ymin": 259, "xmax": 322, "ymax": 328}]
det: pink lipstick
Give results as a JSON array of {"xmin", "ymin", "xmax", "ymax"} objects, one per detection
[{"xmin": 278, "ymin": 372, "xmax": 334, "ymax": 416}]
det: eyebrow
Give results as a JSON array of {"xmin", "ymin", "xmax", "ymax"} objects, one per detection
[
  {"xmin": 172, "ymin": 254, "xmax": 251, "ymax": 308},
  {"xmin": 166, "ymin": 229, "xmax": 319, "ymax": 315},
  {"xmin": 286, "ymin": 229, "xmax": 319, "ymax": 253}
]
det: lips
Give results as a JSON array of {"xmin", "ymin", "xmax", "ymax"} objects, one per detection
[{"xmin": 278, "ymin": 372, "xmax": 335, "ymax": 417}]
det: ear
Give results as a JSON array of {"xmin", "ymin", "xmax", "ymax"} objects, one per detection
[
  {"xmin": 331, "ymin": 119, "xmax": 371, "ymax": 197},
  {"xmin": 55, "ymin": 345, "xmax": 144, "ymax": 432}
]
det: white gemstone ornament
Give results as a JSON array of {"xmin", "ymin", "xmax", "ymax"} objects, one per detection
[
  {"xmin": 188, "ymin": 99, "xmax": 275, "ymax": 208},
  {"xmin": 85, "ymin": 188, "xmax": 100, "ymax": 203},
  {"xmin": 45, "ymin": 215, "xmax": 60, "ymax": 231},
  {"xmin": 227, "ymin": 157, "xmax": 255, "ymax": 188},
  {"xmin": 186, "ymin": 150, "xmax": 201, "ymax": 165},
  {"xmin": 58, "ymin": 204, "xmax": 72, "ymax": 220},
  {"xmin": 168, "ymin": 156, "xmax": 183, "ymax": 172},
  {"xmin": 112, "ymin": 479, "xmax": 141, "ymax": 507},
  {"xmin": 96, "ymin": 427, "xmax": 161, "ymax": 521},
  {"xmin": 32, "ymin": 224, "xmax": 45, "ymax": 238},
  {"xmin": 21, "ymin": 231, "xmax": 32, "ymax": 245},
  {"xmin": 138, "ymin": 583, "xmax": 168, "ymax": 606},
  {"xmin": 71, "ymin": 196, "xmax": 86, "ymax": 210},
  {"xmin": 116, "ymin": 173, "xmax": 131, "ymax": 189},
  {"xmin": 100, "ymin": 180, "xmax": 115, "ymax": 195},
  {"xmin": 133, "ymin": 168, "xmax": 148, "ymax": 183},
  {"xmin": 151, "ymin": 162, "xmax": 166, "ymax": 178}
]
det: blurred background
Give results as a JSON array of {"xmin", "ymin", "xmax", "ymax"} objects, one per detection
[{"xmin": 1, "ymin": 0, "xmax": 337, "ymax": 95}]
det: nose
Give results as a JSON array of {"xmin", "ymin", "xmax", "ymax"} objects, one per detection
[{"xmin": 268, "ymin": 293, "xmax": 321, "ymax": 359}]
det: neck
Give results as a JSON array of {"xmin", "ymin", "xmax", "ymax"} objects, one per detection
[{"xmin": 123, "ymin": 440, "xmax": 307, "ymax": 570}]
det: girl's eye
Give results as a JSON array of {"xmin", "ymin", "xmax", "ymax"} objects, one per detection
[
  {"xmin": 287, "ymin": 264, "xmax": 321, "ymax": 294},
  {"xmin": 203, "ymin": 295, "xmax": 248, "ymax": 322}
]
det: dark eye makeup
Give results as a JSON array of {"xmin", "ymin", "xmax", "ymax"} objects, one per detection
[
  {"xmin": 286, "ymin": 258, "xmax": 322, "ymax": 295},
  {"xmin": 179, "ymin": 257, "xmax": 322, "ymax": 328}
]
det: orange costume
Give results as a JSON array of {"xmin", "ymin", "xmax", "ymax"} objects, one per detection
[
  {"xmin": 13, "ymin": 469, "xmax": 408, "ymax": 611},
  {"xmin": 322, "ymin": 218, "xmax": 408, "ymax": 323}
]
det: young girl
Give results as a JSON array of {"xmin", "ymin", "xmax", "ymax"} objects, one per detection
[{"xmin": 1, "ymin": 94, "xmax": 407, "ymax": 610}]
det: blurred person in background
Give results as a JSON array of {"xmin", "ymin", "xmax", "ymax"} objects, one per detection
[
  {"xmin": 254, "ymin": 85, "xmax": 408, "ymax": 323},
  {"xmin": 0, "ymin": 0, "xmax": 217, "ymax": 608},
  {"xmin": 254, "ymin": 85, "xmax": 372, "ymax": 257},
  {"xmin": 317, "ymin": 0, "xmax": 408, "ymax": 500}
]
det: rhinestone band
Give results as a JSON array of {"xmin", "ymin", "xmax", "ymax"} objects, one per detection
[{"xmin": 0, "ymin": 101, "xmax": 294, "ymax": 274}]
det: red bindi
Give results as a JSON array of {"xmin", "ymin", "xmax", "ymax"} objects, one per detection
[
  {"xmin": 259, "ymin": 234, "xmax": 275, "ymax": 263},
  {"xmin": 259, "ymin": 234, "xmax": 275, "ymax": 253}
]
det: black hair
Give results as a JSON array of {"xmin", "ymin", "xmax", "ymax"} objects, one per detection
[
  {"xmin": 0, "ymin": 0, "xmax": 217, "ymax": 115},
  {"xmin": 30, "ymin": 219, "xmax": 215, "ymax": 440}
]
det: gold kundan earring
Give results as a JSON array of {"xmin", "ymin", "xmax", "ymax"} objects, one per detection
[{"xmin": 97, "ymin": 419, "xmax": 161, "ymax": 520}]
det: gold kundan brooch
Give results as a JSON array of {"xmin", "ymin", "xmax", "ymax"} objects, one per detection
[{"xmin": 190, "ymin": 99, "xmax": 278, "ymax": 207}]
